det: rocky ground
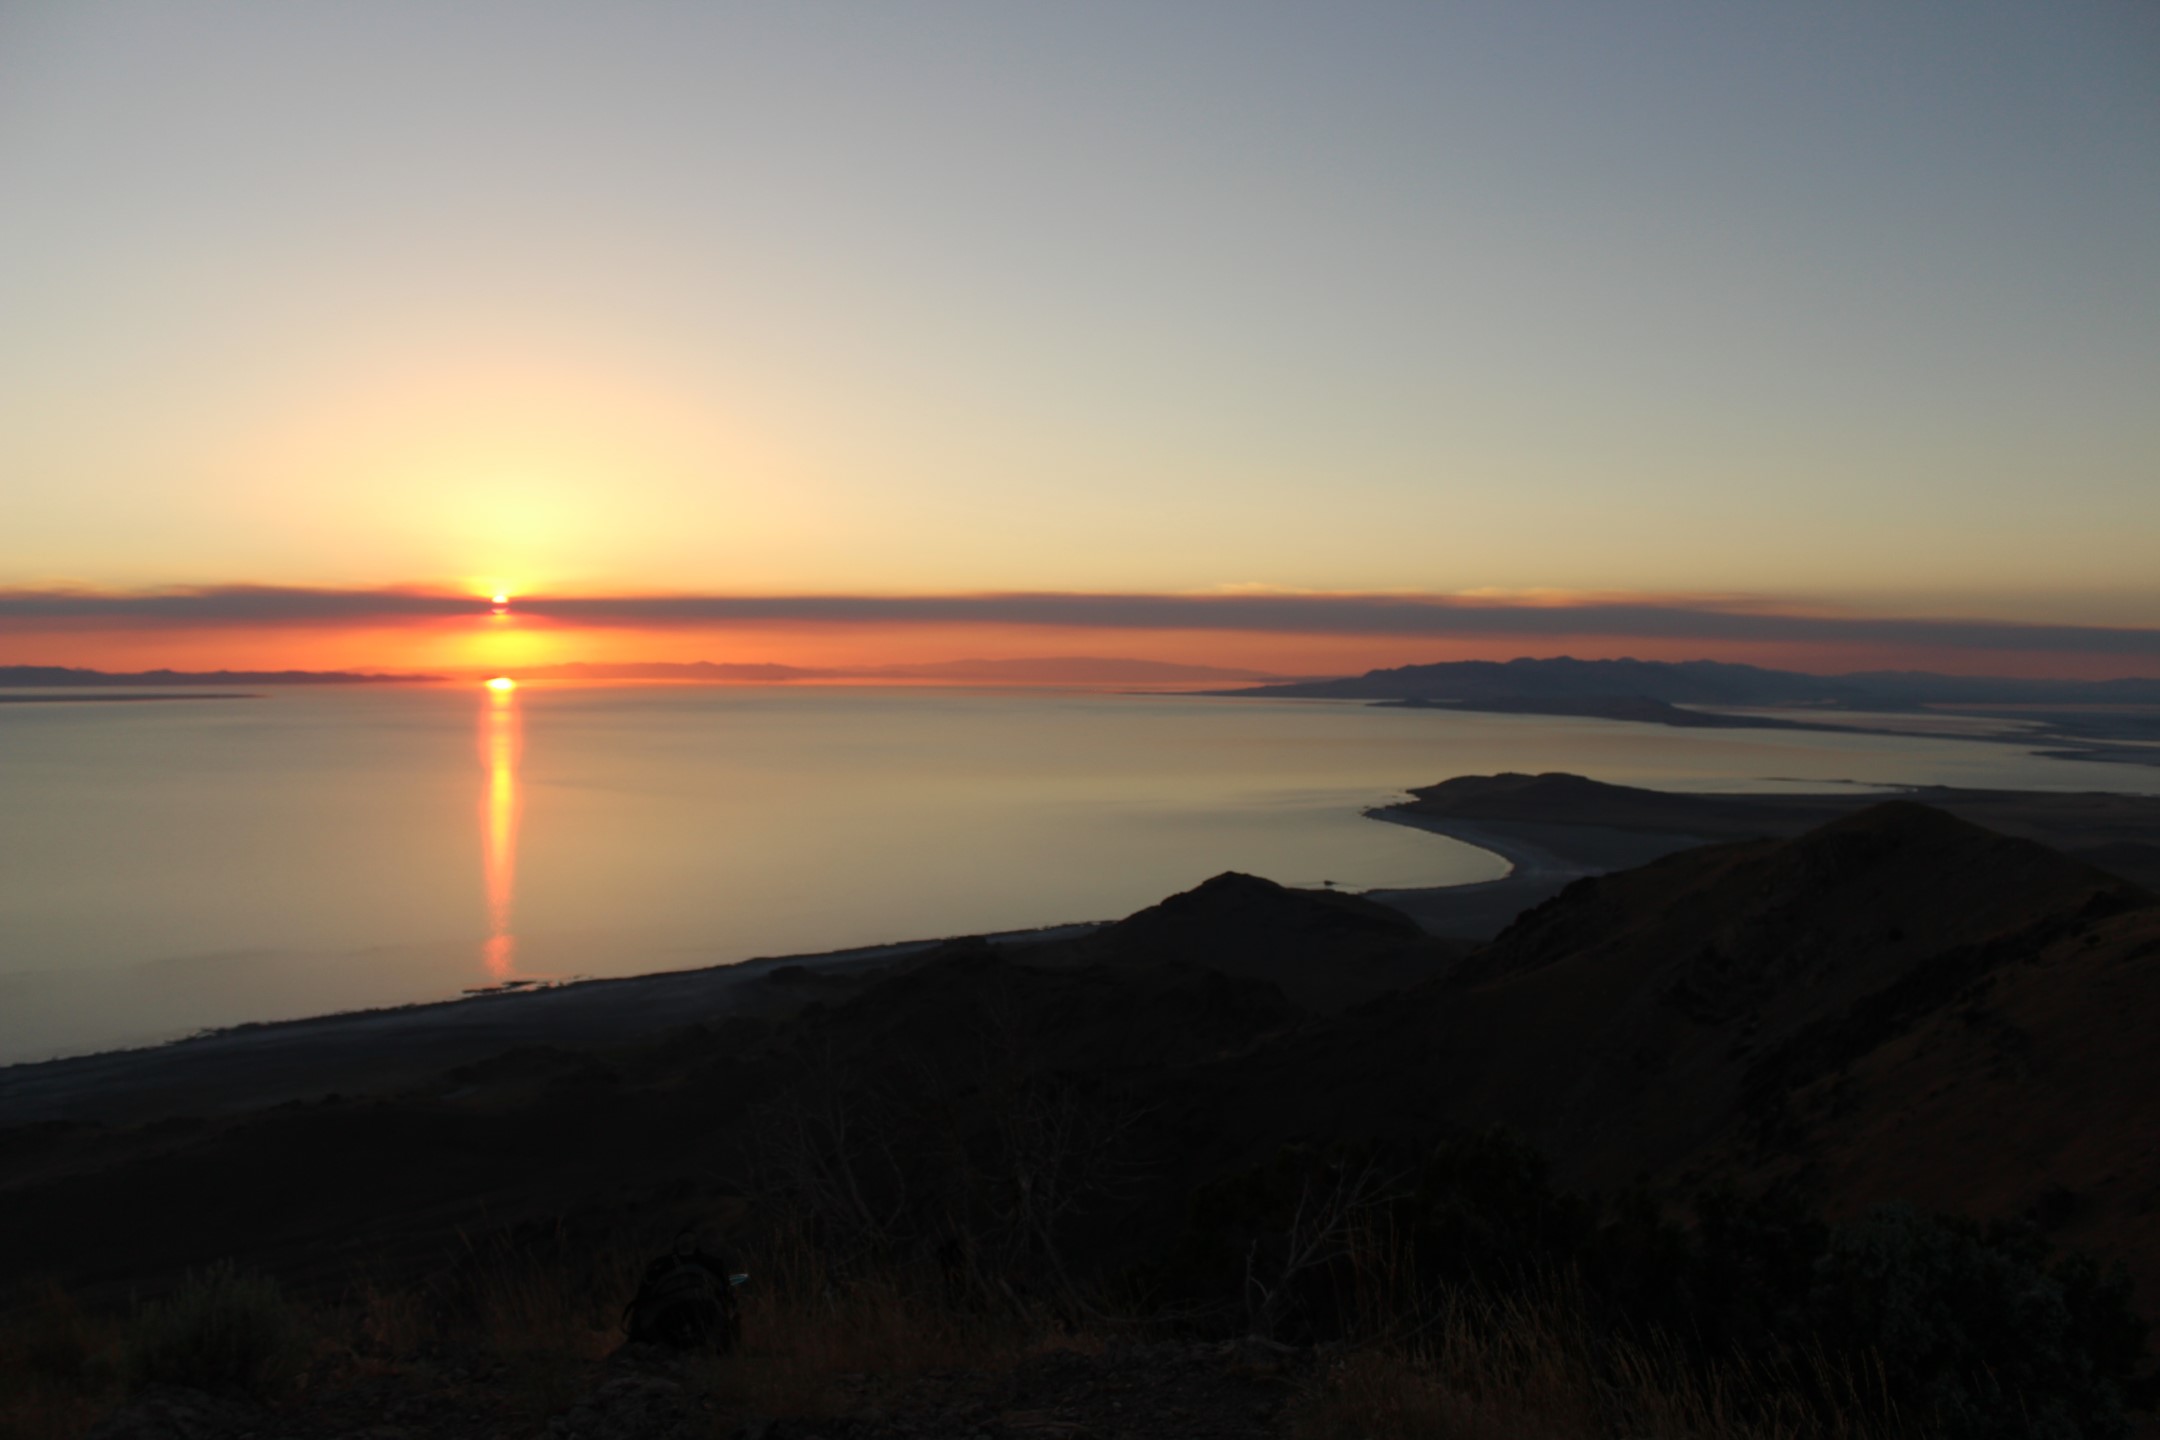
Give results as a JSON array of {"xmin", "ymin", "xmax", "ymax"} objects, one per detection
[{"xmin": 86, "ymin": 1340, "xmax": 1312, "ymax": 1440}]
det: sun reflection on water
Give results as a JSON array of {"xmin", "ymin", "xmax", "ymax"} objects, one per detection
[{"xmin": 479, "ymin": 679, "xmax": 521, "ymax": 977}]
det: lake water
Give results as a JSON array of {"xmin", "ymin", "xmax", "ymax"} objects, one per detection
[{"xmin": 4, "ymin": 683, "xmax": 2157, "ymax": 1063}]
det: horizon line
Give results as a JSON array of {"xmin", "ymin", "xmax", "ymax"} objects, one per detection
[{"xmin": 3, "ymin": 584, "xmax": 2158, "ymax": 660}]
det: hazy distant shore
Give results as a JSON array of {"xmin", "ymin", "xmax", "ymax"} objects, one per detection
[
  {"xmin": 0, "ymin": 666, "xmax": 436, "ymax": 685},
  {"xmin": 0, "ymin": 692, "xmax": 255, "ymax": 704},
  {"xmin": 1219, "ymin": 658, "xmax": 2160, "ymax": 770}
]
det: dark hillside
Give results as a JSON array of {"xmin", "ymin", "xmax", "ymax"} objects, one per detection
[
  {"xmin": 1168, "ymin": 805, "xmax": 2158, "ymax": 1273},
  {"xmin": 1463, "ymin": 800, "xmax": 2142, "ymax": 990},
  {"xmin": 1049, "ymin": 870, "xmax": 1459, "ymax": 1011},
  {"xmin": 1707, "ymin": 898, "xmax": 2160, "ymax": 1301}
]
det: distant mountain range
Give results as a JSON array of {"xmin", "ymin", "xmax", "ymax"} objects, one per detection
[
  {"xmin": 17, "ymin": 655, "xmax": 2158, "ymax": 704},
  {"xmin": 504, "ymin": 657, "xmax": 1285, "ymax": 685},
  {"xmin": 1225, "ymin": 655, "xmax": 2160, "ymax": 708},
  {"xmin": 0, "ymin": 665, "xmax": 438, "ymax": 686},
  {"xmin": 1, "ymin": 658, "xmax": 1282, "ymax": 688}
]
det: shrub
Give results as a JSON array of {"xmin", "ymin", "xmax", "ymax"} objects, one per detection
[
  {"xmin": 0, "ymin": 1284, "xmax": 118, "ymax": 1440},
  {"xmin": 1158, "ymin": 1137, "xmax": 2153, "ymax": 1438},
  {"xmin": 122, "ymin": 1262, "xmax": 307, "ymax": 1398},
  {"xmin": 1808, "ymin": 1207, "xmax": 2144, "ymax": 1440},
  {"xmin": 4, "ymin": 1283, "xmax": 110, "ymax": 1394}
]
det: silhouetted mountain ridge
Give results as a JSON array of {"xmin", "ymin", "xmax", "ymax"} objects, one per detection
[
  {"xmin": 509, "ymin": 657, "xmax": 1280, "ymax": 684},
  {"xmin": 1054, "ymin": 871, "xmax": 1455, "ymax": 1012},
  {"xmin": 0, "ymin": 665, "xmax": 436, "ymax": 685},
  {"xmin": 1230, "ymin": 655, "xmax": 2160, "ymax": 708}
]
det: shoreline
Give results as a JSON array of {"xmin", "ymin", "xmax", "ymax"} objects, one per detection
[
  {"xmin": 0, "ymin": 692, "xmax": 257, "ymax": 704},
  {"xmin": 1368, "ymin": 809, "xmax": 1607, "ymax": 884},
  {"xmin": 0, "ymin": 812, "xmax": 1686, "ymax": 1127},
  {"xmin": 1362, "ymin": 809, "xmax": 1713, "ymax": 940},
  {"xmin": 0, "ymin": 920, "xmax": 1106, "ymax": 1127}
]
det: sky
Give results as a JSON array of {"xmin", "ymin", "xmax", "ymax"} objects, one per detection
[{"xmin": 2, "ymin": 1, "xmax": 2156, "ymax": 676}]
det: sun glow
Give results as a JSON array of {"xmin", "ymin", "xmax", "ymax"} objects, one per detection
[{"xmin": 479, "ymin": 681, "xmax": 522, "ymax": 978}]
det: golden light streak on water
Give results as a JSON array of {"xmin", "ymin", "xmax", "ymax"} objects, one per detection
[{"xmin": 479, "ymin": 680, "xmax": 522, "ymax": 977}]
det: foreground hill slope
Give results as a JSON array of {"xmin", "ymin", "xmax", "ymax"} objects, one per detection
[
  {"xmin": 1709, "ymin": 896, "xmax": 2160, "ymax": 1298},
  {"xmin": 1195, "ymin": 806, "xmax": 2150, "ymax": 1195},
  {"xmin": 1401, "ymin": 805, "xmax": 2137, "ymax": 1180}
]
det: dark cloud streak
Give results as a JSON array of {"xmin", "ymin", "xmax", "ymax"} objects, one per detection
[
  {"xmin": 0, "ymin": 585, "xmax": 470, "ymax": 622},
  {"xmin": 2, "ymin": 585, "xmax": 2156, "ymax": 657}
]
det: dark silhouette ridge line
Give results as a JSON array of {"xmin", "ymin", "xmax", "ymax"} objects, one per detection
[
  {"xmin": 1218, "ymin": 657, "xmax": 2160, "ymax": 768},
  {"xmin": 490, "ymin": 657, "xmax": 1292, "ymax": 684},
  {"xmin": 1219, "ymin": 654, "xmax": 2160, "ymax": 707},
  {"xmin": 0, "ymin": 692, "xmax": 256, "ymax": 704},
  {"xmin": 0, "ymin": 665, "xmax": 437, "ymax": 685}
]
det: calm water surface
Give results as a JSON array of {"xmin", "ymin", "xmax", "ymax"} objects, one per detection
[{"xmin": 3, "ymin": 683, "xmax": 2156, "ymax": 1062}]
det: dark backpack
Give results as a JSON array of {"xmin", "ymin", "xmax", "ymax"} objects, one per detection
[{"xmin": 622, "ymin": 1239, "xmax": 742, "ymax": 1351}]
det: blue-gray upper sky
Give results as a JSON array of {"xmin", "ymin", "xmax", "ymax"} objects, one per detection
[{"xmin": 2, "ymin": 1, "xmax": 2156, "ymax": 659}]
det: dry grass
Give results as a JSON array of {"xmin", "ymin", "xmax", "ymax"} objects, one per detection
[
  {"xmin": 1286, "ymin": 1295, "xmax": 1906, "ymax": 1440},
  {"xmin": 386, "ymin": 1231, "xmax": 652, "ymax": 1419},
  {"xmin": 0, "ymin": 1282, "xmax": 123, "ymax": 1440},
  {"xmin": 121, "ymin": 1262, "xmax": 310, "ymax": 1399},
  {"xmin": 425, "ymin": 1229, "xmax": 1071, "ymax": 1421},
  {"xmin": 1291, "ymin": 1347, "xmax": 1591, "ymax": 1440},
  {"xmin": 0, "ymin": 1386, "xmax": 104, "ymax": 1440},
  {"xmin": 1, "ymin": 1265, "xmax": 322, "ymax": 1438},
  {"xmin": 350, "ymin": 1279, "xmax": 432, "ymax": 1360},
  {"xmin": 2, "ymin": 1244, "xmax": 1919, "ymax": 1440},
  {"xmin": 694, "ymin": 1239, "xmax": 1078, "ymax": 1421},
  {"xmin": 0, "ymin": 1241, "xmax": 643, "ymax": 1437},
  {"xmin": 453, "ymin": 1236, "xmax": 642, "ymax": 1363}
]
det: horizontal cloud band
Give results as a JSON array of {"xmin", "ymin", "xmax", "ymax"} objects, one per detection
[{"xmin": 3, "ymin": 585, "xmax": 2157, "ymax": 656}]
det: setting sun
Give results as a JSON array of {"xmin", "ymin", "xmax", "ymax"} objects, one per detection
[{"xmin": 485, "ymin": 676, "xmax": 516, "ymax": 692}]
